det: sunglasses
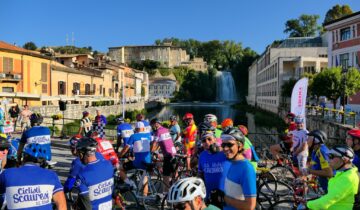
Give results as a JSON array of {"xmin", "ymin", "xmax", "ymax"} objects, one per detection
[
  {"xmin": 201, "ymin": 137, "xmax": 213, "ymax": 143},
  {"xmin": 173, "ymin": 202, "xmax": 187, "ymax": 210},
  {"xmin": 328, "ymin": 154, "xmax": 341, "ymax": 159},
  {"xmin": 221, "ymin": 142, "xmax": 235, "ymax": 148}
]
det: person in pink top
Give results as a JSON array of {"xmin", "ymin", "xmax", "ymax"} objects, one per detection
[{"xmin": 150, "ymin": 118, "xmax": 177, "ymax": 189}]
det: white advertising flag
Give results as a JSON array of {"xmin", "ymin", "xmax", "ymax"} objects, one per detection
[{"xmin": 291, "ymin": 78, "xmax": 308, "ymax": 126}]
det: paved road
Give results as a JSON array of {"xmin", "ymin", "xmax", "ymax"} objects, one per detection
[{"xmin": 51, "ymin": 145, "xmax": 73, "ymax": 183}]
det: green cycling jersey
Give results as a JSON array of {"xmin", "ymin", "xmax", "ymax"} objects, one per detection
[{"xmin": 307, "ymin": 167, "xmax": 359, "ymax": 210}]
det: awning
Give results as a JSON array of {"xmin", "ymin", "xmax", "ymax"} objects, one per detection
[{"xmin": 15, "ymin": 92, "xmax": 40, "ymax": 99}]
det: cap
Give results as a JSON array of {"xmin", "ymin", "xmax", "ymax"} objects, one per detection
[{"xmin": 135, "ymin": 121, "xmax": 145, "ymax": 129}]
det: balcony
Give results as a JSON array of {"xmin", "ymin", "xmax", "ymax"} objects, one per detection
[{"xmin": 0, "ymin": 73, "xmax": 22, "ymax": 83}]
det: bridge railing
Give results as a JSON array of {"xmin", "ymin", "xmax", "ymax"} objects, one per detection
[{"xmin": 305, "ymin": 105, "xmax": 357, "ymax": 128}]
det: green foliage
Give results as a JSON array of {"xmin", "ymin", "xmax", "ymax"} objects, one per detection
[
  {"xmin": 91, "ymin": 101, "xmax": 114, "ymax": 106},
  {"xmin": 172, "ymin": 66, "xmax": 191, "ymax": 85},
  {"xmin": 159, "ymin": 68, "xmax": 171, "ymax": 76},
  {"xmin": 284, "ymin": 14, "xmax": 322, "ymax": 37},
  {"xmin": 48, "ymin": 126, "xmax": 60, "ymax": 136},
  {"xmin": 323, "ymin": 4, "xmax": 353, "ymax": 24},
  {"xmin": 302, "ymin": 72, "xmax": 316, "ymax": 97},
  {"xmin": 51, "ymin": 46, "xmax": 92, "ymax": 54},
  {"xmin": 23, "ymin": 42, "xmax": 37, "ymax": 50},
  {"xmin": 125, "ymin": 109, "xmax": 147, "ymax": 122},
  {"xmin": 63, "ymin": 120, "xmax": 81, "ymax": 136},
  {"xmin": 129, "ymin": 59, "xmax": 160, "ymax": 75},
  {"xmin": 141, "ymin": 86, "xmax": 145, "ymax": 97},
  {"xmin": 106, "ymin": 114, "xmax": 117, "ymax": 125},
  {"xmin": 161, "ymin": 120, "xmax": 171, "ymax": 128},
  {"xmin": 281, "ymin": 78, "xmax": 298, "ymax": 97}
]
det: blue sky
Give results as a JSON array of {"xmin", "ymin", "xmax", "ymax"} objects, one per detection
[{"xmin": 0, "ymin": 0, "xmax": 359, "ymax": 54}]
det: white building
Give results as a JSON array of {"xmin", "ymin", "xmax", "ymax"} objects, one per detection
[
  {"xmin": 149, "ymin": 79, "xmax": 176, "ymax": 100},
  {"xmin": 247, "ymin": 37, "xmax": 328, "ymax": 113}
]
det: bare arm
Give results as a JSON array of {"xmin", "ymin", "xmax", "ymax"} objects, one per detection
[
  {"xmin": 224, "ymin": 196, "xmax": 256, "ymax": 210},
  {"xmin": 118, "ymin": 145, "xmax": 130, "ymax": 158},
  {"xmin": 309, "ymin": 167, "xmax": 333, "ymax": 178},
  {"xmin": 53, "ymin": 191, "xmax": 67, "ymax": 210}
]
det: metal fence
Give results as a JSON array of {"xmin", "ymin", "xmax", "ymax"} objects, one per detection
[{"xmin": 306, "ymin": 106, "xmax": 357, "ymax": 128}]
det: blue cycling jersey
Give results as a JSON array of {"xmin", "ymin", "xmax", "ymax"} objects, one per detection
[
  {"xmin": 0, "ymin": 163, "xmax": 63, "ymax": 210},
  {"xmin": 116, "ymin": 123, "xmax": 134, "ymax": 146},
  {"xmin": 142, "ymin": 120, "xmax": 152, "ymax": 134},
  {"xmin": 64, "ymin": 152, "xmax": 105, "ymax": 192},
  {"xmin": 20, "ymin": 126, "xmax": 52, "ymax": 160},
  {"xmin": 76, "ymin": 159, "xmax": 114, "ymax": 210},
  {"xmin": 127, "ymin": 132, "xmax": 152, "ymax": 169}
]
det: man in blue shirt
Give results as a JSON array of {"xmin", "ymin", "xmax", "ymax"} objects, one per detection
[
  {"xmin": 17, "ymin": 113, "xmax": 52, "ymax": 166},
  {"xmin": 221, "ymin": 128, "xmax": 256, "ymax": 210},
  {"xmin": 0, "ymin": 141, "xmax": 66, "ymax": 210},
  {"xmin": 198, "ymin": 130, "xmax": 229, "ymax": 208},
  {"xmin": 119, "ymin": 121, "xmax": 152, "ymax": 195},
  {"xmin": 115, "ymin": 117, "xmax": 133, "ymax": 152},
  {"xmin": 136, "ymin": 113, "xmax": 152, "ymax": 135},
  {"xmin": 74, "ymin": 137, "xmax": 114, "ymax": 210}
]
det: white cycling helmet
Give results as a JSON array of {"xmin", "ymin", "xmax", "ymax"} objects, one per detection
[
  {"xmin": 167, "ymin": 177, "xmax": 206, "ymax": 203},
  {"xmin": 204, "ymin": 114, "xmax": 217, "ymax": 123}
]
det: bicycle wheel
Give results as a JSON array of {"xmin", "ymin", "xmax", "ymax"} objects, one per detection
[
  {"xmin": 269, "ymin": 200, "xmax": 297, "ymax": 210},
  {"xmin": 117, "ymin": 190, "xmax": 140, "ymax": 209},
  {"xmin": 151, "ymin": 179, "xmax": 169, "ymax": 194},
  {"xmin": 270, "ymin": 165, "xmax": 296, "ymax": 184}
]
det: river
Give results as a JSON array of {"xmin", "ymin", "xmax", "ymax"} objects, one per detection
[{"xmin": 147, "ymin": 102, "xmax": 282, "ymax": 149}]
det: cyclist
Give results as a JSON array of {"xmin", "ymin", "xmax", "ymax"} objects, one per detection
[
  {"xmin": 63, "ymin": 134, "xmax": 105, "ymax": 193},
  {"xmin": 182, "ymin": 113, "xmax": 197, "ymax": 171},
  {"xmin": 93, "ymin": 109, "xmax": 107, "ymax": 139},
  {"xmin": 269, "ymin": 112, "xmax": 296, "ymax": 162},
  {"xmin": 221, "ymin": 127, "xmax": 256, "ymax": 210},
  {"xmin": 167, "ymin": 177, "xmax": 220, "ymax": 210},
  {"xmin": 346, "ymin": 129, "xmax": 360, "ymax": 169},
  {"xmin": 115, "ymin": 117, "xmax": 133, "ymax": 152},
  {"xmin": 136, "ymin": 113, "xmax": 152, "ymax": 135},
  {"xmin": 238, "ymin": 125, "xmax": 259, "ymax": 169},
  {"xmin": 305, "ymin": 129, "xmax": 333, "ymax": 192},
  {"xmin": 118, "ymin": 121, "xmax": 152, "ymax": 195},
  {"xmin": 17, "ymin": 113, "xmax": 52, "ymax": 166},
  {"xmin": 204, "ymin": 114, "xmax": 222, "ymax": 138},
  {"xmin": 198, "ymin": 128, "xmax": 228, "ymax": 208},
  {"xmin": 221, "ymin": 118, "xmax": 233, "ymax": 133},
  {"xmin": 91, "ymin": 131, "xmax": 119, "ymax": 168},
  {"xmin": 169, "ymin": 115, "xmax": 182, "ymax": 145},
  {"xmin": 0, "ymin": 141, "xmax": 66, "ymax": 209},
  {"xmin": 291, "ymin": 115, "xmax": 309, "ymax": 174},
  {"xmin": 0, "ymin": 134, "xmax": 9, "ymax": 171},
  {"xmin": 74, "ymin": 137, "xmax": 114, "ymax": 210},
  {"xmin": 306, "ymin": 145, "xmax": 359, "ymax": 209},
  {"xmin": 150, "ymin": 118, "xmax": 176, "ymax": 189}
]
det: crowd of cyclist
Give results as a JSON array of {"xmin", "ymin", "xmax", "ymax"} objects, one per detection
[{"xmin": 0, "ymin": 109, "xmax": 360, "ymax": 209}]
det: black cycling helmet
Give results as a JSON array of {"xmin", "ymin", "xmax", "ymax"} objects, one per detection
[
  {"xmin": 198, "ymin": 122, "xmax": 215, "ymax": 132},
  {"xmin": 150, "ymin": 118, "xmax": 161, "ymax": 125},
  {"xmin": 30, "ymin": 113, "xmax": 43, "ymax": 125},
  {"xmin": 0, "ymin": 136, "xmax": 10, "ymax": 150},
  {"xmin": 222, "ymin": 127, "xmax": 245, "ymax": 144},
  {"xmin": 308, "ymin": 129, "xmax": 327, "ymax": 144},
  {"xmin": 116, "ymin": 117, "xmax": 125, "ymax": 124},
  {"xmin": 75, "ymin": 137, "xmax": 98, "ymax": 154},
  {"xmin": 169, "ymin": 115, "xmax": 177, "ymax": 121}
]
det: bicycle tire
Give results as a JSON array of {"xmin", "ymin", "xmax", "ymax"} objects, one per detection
[
  {"xmin": 268, "ymin": 199, "xmax": 297, "ymax": 210},
  {"xmin": 117, "ymin": 190, "xmax": 140, "ymax": 209},
  {"xmin": 270, "ymin": 165, "xmax": 296, "ymax": 184}
]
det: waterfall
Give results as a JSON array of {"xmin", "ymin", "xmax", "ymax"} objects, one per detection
[{"xmin": 216, "ymin": 71, "xmax": 237, "ymax": 102}]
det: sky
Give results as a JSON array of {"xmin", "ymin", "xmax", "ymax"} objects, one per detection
[{"xmin": 0, "ymin": 0, "xmax": 359, "ymax": 54}]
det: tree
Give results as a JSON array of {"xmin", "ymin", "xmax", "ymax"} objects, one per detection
[
  {"xmin": 284, "ymin": 14, "xmax": 321, "ymax": 37},
  {"xmin": 323, "ymin": 4, "xmax": 353, "ymax": 25},
  {"xmin": 23, "ymin": 42, "xmax": 37, "ymax": 50},
  {"xmin": 281, "ymin": 78, "xmax": 298, "ymax": 98}
]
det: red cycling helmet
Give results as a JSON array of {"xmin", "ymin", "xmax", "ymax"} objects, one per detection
[
  {"xmin": 286, "ymin": 112, "xmax": 296, "ymax": 121},
  {"xmin": 183, "ymin": 113, "xmax": 194, "ymax": 121},
  {"xmin": 238, "ymin": 125, "xmax": 248, "ymax": 136},
  {"xmin": 347, "ymin": 129, "xmax": 360, "ymax": 139}
]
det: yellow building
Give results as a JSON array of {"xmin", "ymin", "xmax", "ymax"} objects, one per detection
[{"xmin": 0, "ymin": 41, "xmax": 51, "ymax": 106}]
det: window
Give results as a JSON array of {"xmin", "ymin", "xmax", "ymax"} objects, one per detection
[
  {"xmin": 2, "ymin": 87, "xmax": 14, "ymax": 93},
  {"xmin": 340, "ymin": 53, "xmax": 349, "ymax": 67},
  {"xmin": 92, "ymin": 84, "xmax": 96, "ymax": 94},
  {"xmin": 340, "ymin": 27, "xmax": 351, "ymax": 41},
  {"xmin": 85, "ymin": 84, "xmax": 91, "ymax": 95},
  {"xmin": 58, "ymin": 81, "xmax": 66, "ymax": 95},
  {"xmin": 42, "ymin": 84, "xmax": 47, "ymax": 94},
  {"xmin": 3, "ymin": 57, "xmax": 13, "ymax": 74},
  {"xmin": 100, "ymin": 85, "xmax": 103, "ymax": 94},
  {"xmin": 41, "ymin": 63, "xmax": 47, "ymax": 82},
  {"xmin": 73, "ymin": 82, "xmax": 80, "ymax": 94}
]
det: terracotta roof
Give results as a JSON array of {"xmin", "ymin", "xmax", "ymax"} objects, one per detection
[{"xmin": 0, "ymin": 41, "xmax": 33, "ymax": 54}]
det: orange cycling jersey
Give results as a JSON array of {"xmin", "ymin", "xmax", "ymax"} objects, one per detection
[{"xmin": 182, "ymin": 124, "xmax": 197, "ymax": 149}]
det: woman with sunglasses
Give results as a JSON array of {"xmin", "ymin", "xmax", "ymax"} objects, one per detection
[
  {"xmin": 167, "ymin": 177, "xmax": 220, "ymax": 210},
  {"xmin": 305, "ymin": 145, "xmax": 359, "ymax": 210},
  {"xmin": 220, "ymin": 128, "xmax": 256, "ymax": 210}
]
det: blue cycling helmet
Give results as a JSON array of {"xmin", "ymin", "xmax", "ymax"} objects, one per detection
[
  {"xmin": 294, "ymin": 115, "xmax": 304, "ymax": 124},
  {"xmin": 30, "ymin": 113, "xmax": 43, "ymax": 125},
  {"xmin": 23, "ymin": 143, "xmax": 51, "ymax": 161}
]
